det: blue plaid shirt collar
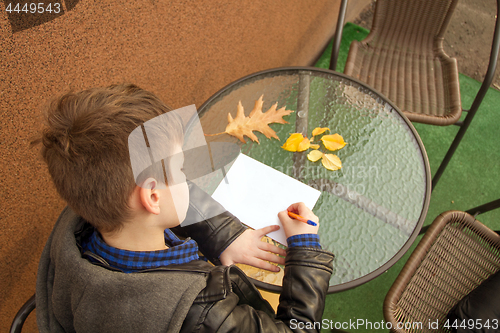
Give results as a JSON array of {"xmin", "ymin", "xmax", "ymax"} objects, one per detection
[{"xmin": 82, "ymin": 228, "xmax": 200, "ymax": 273}]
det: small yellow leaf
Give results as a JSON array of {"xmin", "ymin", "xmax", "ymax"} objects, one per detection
[
  {"xmin": 312, "ymin": 127, "xmax": 330, "ymax": 136},
  {"xmin": 321, "ymin": 154, "xmax": 342, "ymax": 171},
  {"xmin": 297, "ymin": 137, "xmax": 311, "ymax": 152},
  {"xmin": 321, "ymin": 134, "xmax": 347, "ymax": 151},
  {"xmin": 310, "ymin": 143, "xmax": 320, "ymax": 150},
  {"xmin": 307, "ymin": 150, "xmax": 323, "ymax": 162},
  {"xmin": 281, "ymin": 133, "xmax": 305, "ymax": 152}
]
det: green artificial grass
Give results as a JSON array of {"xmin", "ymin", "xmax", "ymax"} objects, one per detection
[
  {"xmin": 315, "ymin": 22, "xmax": 500, "ymax": 333},
  {"xmin": 315, "ymin": 22, "xmax": 370, "ymax": 73}
]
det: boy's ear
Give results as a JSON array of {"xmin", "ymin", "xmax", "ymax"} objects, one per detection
[{"xmin": 139, "ymin": 178, "xmax": 161, "ymax": 215}]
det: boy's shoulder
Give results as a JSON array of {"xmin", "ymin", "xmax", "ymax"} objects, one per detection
[{"xmin": 37, "ymin": 206, "xmax": 218, "ymax": 332}]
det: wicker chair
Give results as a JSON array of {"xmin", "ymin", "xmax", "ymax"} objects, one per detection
[
  {"xmin": 330, "ymin": 0, "xmax": 500, "ymax": 190},
  {"xmin": 383, "ymin": 210, "xmax": 500, "ymax": 333}
]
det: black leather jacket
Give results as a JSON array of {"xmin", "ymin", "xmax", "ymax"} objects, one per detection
[{"xmin": 180, "ymin": 248, "xmax": 334, "ymax": 333}]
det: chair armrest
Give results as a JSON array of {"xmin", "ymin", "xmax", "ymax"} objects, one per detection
[{"xmin": 10, "ymin": 293, "xmax": 35, "ymax": 333}]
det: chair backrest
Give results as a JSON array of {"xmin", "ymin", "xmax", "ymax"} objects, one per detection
[
  {"xmin": 366, "ymin": 0, "xmax": 459, "ymax": 53},
  {"xmin": 384, "ymin": 211, "xmax": 500, "ymax": 332}
]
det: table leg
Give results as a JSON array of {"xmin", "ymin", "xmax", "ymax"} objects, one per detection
[
  {"xmin": 309, "ymin": 179, "xmax": 414, "ymax": 236},
  {"xmin": 292, "ymin": 73, "xmax": 310, "ymax": 181}
]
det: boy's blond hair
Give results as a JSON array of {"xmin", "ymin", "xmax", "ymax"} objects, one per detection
[{"xmin": 33, "ymin": 84, "xmax": 182, "ymax": 232}]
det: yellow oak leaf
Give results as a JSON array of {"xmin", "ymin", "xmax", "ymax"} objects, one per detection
[
  {"xmin": 312, "ymin": 127, "xmax": 330, "ymax": 136},
  {"xmin": 321, "ymin": 154, "xmax": 342, "ymax": 171},
  {"xmin": 321, "ymin": 133, "xmax": 347, "ymax": 151},
  {"xmin": 310, "ymin": 143, "xmax": 320, "ymax": 150},
  {"xmin": 307, "ymin": 150, "xmax": 323, "ymax": 162},
  {"xmin": 224, "ymin": 95, "xmax": 294, "ymax": 143}
]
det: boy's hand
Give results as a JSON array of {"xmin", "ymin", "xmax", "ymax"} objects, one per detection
[
  {"xmin": 278, "ymin": 202, "xmax": 319, "ymax": 239},
  {"xmin": 219, "ymin": 225, "xmax": 286, "ymax": 272}
]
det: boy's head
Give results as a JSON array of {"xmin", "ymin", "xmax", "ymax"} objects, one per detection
[{"xmin": 35, "ymin": 84, "xmax": 183, "ymax": 233}]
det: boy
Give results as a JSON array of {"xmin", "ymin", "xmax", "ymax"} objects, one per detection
[{"xmin": 34, "ymin": 83, "xmax": 334, "ymax": 332}]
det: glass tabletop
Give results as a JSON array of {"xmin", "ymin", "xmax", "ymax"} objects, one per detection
[{"xmin": 197, "ymin": 67, "xmax": 431, "ymax": 293}]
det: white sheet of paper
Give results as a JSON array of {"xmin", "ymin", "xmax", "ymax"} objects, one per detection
[{"xmin": 212, "ymin": 153, "xmax": 321, "ymax": 246}]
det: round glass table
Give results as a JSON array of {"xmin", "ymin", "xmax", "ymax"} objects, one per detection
[{"xmin": 197, "ymin": 67, "xmax": 431, "ymax": 293}]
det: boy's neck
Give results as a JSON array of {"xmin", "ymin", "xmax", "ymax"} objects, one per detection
[{"xmin": 101, "ymin": 221, "xmax": 168, "ymax": 252}]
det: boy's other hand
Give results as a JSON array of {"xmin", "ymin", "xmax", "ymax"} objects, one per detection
[
  {"xmin": 278, "ymin": 202, "xmax": 319, "ymax": 239},
  {"xmin": 219, "ymin": 225, "xmax": 286, "ymax": 272}
]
